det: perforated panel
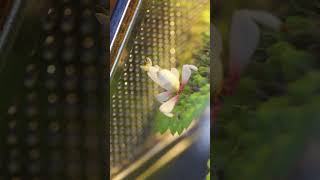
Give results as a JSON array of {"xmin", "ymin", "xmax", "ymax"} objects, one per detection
[
  {"xmin": 110, "ymin": 0, "xmax": 209, "ymax": 172},
  {"xmin": 0, "ymin": 0, "xmax": 105, "ymax": 179}
]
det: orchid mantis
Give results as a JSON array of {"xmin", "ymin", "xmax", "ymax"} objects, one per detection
[
  {"xmin": 213, "ymin": 10, "xmax": 283, "ymax": 119},
  {"xmin": 141, "ymin": 58, "xmax": 198, "ymax": 117}
]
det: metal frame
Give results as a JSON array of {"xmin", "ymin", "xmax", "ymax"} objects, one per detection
[
  {"xmin": 0, "ymin": 0, "xmax": 23, "ymax": 70},
  {"xmin": 110, "ymin": 0, "xmax": 130, "ymax": 45},
  {"xmin": 110, "ymin": 0, "xmax": 143, "ymax": 80},
  {"xmin": 111, "ymin": 122, "xmax": 201, "ymax": 179},
  {"xmin": 0, "ymin": 0, "xmax": 48, "ymax": 72}
]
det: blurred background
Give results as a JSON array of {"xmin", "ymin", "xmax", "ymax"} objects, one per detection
[
  {"xmin": 212, "ymin": 0, "xmax": 320, "ymax": 179},
  {"xmin": 0, "ymin": 0, "xmax": 106, "ymax": 179}
]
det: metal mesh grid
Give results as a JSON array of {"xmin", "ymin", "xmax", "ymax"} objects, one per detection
[
  {"xmin": 0, "ymin": 0, "xmax": 105, "ymax": 179},
  {"xmin": 110, "ymin": 0, "xmax": 209, "ymax": 171}
]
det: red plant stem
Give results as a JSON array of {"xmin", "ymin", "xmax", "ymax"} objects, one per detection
[
  {"xmin": 212, "ymin": 99, "xmax": 223, "ymax": 124},
  {"xmin": 212, "ymin": 69, "xmax": 241, "ymax": 124}
]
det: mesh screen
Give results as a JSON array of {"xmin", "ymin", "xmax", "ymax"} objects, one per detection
[
  {"xmin": 110, "ymin": 0, "xmax": 209, "ymax": 172},
  {"xmin": 0, "ymin": 0, "xmax": 105, "ymax": 179}
]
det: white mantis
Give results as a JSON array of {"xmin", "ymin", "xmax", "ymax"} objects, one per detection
[
  {"xmin": 212, "ymin": 9, "xmax": 283, "ymax": 118},
  {"xmin": 213, "ymin": 9, "xmax": 283, "ymax": 94},
  {"xmin": 141, "ymin": 58, "xmax": 198, "ymax": 117}
]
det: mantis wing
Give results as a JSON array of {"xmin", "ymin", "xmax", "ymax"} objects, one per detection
[{"xmin": 229, "ymin": 10, "xmax": 260, "ymax": 76}]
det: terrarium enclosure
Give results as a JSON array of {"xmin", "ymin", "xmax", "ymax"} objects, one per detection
[
  {"xmin": 2, "ymin": 0, "xmax": 319, "ymax": 179},
  {"xmin": 110, "ymin": 0, "xmax": 210, "ymax": 179}
]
